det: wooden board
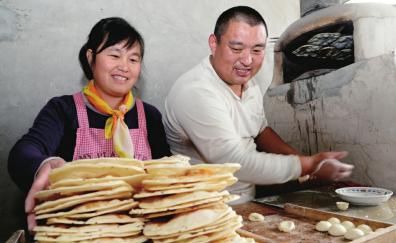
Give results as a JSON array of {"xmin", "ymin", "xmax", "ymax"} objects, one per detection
[{"xmin": 233, "ymin": 202, "xmax": 396, "ymax": 243}]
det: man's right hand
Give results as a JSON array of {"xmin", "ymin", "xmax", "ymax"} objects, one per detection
[
  {"xmin": 299, "ymin": 151, "xmax": 353, "ymax": 181},
  {"xmin": 25, "ymin": 158, "xmax": 65, "ymax": 233},
  {"xmin": 311, "ymin": 158, "xmax": 354, "ymax": 181}
]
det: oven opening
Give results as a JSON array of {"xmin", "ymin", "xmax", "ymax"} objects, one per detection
[{"xmin": 282, "ymin": 21, "xmax": 354, "ymax": 83}]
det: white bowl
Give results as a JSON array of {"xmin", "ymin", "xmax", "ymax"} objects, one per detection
[{"xmin": 335, "ymin": 187, "xmax": 393, "ymax": 206}]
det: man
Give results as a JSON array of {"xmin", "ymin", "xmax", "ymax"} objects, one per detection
[{"xmin": 164, "ymin": 6, "xmax": 353, "ymax": 203}]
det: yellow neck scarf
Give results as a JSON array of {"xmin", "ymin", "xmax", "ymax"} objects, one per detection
[{"xmin": 83, "ymin": 80, "xmax": 134, "ymax": 158}]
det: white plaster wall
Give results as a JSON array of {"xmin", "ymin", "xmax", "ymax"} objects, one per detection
[
  {"xmin": 0, "ymin": 0, "xmax": 299, "ymax": 240},
  {"xmin": 354, "ymin": 17, "xmax": 396, "ymax": 60}
]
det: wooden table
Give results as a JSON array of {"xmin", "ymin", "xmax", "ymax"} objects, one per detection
[{"xmin": 232, "ymin": 185, "xmax": 396, "ymax": 243}]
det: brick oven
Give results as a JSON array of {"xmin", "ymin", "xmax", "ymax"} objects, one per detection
[{"xmin": 265, "ymin": 3, "xmax": 396, "ymax": 191}]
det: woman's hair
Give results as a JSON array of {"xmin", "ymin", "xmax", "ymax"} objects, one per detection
[
  {"xmin": 79, "ymin": 17, "xmax": 145, "ymax": 80},
  {"xmin": 214, "ymin": 6, "xmax": 268, "ymax": 43}
]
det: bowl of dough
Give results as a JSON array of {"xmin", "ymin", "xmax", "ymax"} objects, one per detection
[{"xmin": 335, "ymin": 187, "xmax": 393, "ymax": 206}]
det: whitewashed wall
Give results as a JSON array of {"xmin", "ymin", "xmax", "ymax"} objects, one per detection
[{"xmin": 0, "ymin": 0, "xmax": 299, "ymax": 240}]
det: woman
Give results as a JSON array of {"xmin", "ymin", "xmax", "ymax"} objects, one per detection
[{"xmin": 8, "ymin": 17, "xmax": 170, "ymax": 231}]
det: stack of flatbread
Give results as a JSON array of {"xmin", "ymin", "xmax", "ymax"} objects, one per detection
[
  {"xmin": 144, "ymin": 204, "xmax": 245, "ymax": 243},
  {"xmin": 32, "ymin": 155, "xmax": 254, "ymax": 242},
  {"xmin": 129, "ymin": 158, "xmax": 255, "ymax": 242},
  {"xmin": 33, "ymin": 157, "xmax": 148, "ymax": 243}
]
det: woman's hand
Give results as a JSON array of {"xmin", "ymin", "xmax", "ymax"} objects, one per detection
[{"xmin": 25, "ymin": 158, "xmax": 65, "ymax": 233}]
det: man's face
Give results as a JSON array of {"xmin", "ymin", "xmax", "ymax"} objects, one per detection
[{"xmin": 209, "ymin": 20, "xmax": 267, "ymax": 93}]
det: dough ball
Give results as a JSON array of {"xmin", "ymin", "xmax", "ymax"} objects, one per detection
[
  {"xmin": 344, "ymin": 228, "xmax": 365, "ymax": 240},
  {"xmin": 327, "ymin": 217, "xmax": 341, "ymax": 225},
  {"xmin": 357, "ymin": 224, "xmax": 373, "ymax": 235},
  {"xmin": 248, "ymin": 212, "xmax": 265, "ymax": 222},
  {"xmin": 328, "ymin": 223, "xmax": 347, "ymax": 236},
  {"xmin": 315, "ymin": 221, "xmax": 332, "ymax": 232},
  {"xmin": 278, "ymin": 220, "xmax": 296, "ymax": 233},
  {"xmin": 341, "ymin": 220, "xmax": 355, "ymax": 230},
  {"xmin": 336, "ymin": 201, "xmax": 349, "ymax": 211}
]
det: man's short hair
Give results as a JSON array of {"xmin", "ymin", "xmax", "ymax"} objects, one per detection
[{"xmin": 214, "ymin": 6, "xmax": 268, "ymax": 42}]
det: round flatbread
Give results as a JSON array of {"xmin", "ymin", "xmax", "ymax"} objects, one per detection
[
  {"xmin": 68, "ymin": 157, "xmax": 144, "ymax": 169},
  {"xmin": 36, "ymin": 199, "xmax": 138, "ymax": 220},
  {"xmin": 34, "ymin": 186, "xmax": 132, "ymax": 214},
  {"xmin": 143, "ymin": 204, "xmax": 230, "ymax": 236},
  {"xmin": 142, "ymin": 173, "xmax": 233, "ymax": 187},
  {"xmin": 134, "ymin": 181, "xmax": 231, "ymax": 199},
  {"xmin": 47, "ymin": 214, "xmax": 145, "ymax": 225},
  {"xmin": 49, "ymin": 163, "xmax": 144, "ymax": 184},
  {"xmin": 35, "ymin": 180, "xmax": 132, "ymax": 201},
  {"xmin": 50, "ymin": 174, "xmax": 147, "ymax": 189},
  {"xmin": 138, "ymin": 191, "xmax": 229, "ymax": 209}
]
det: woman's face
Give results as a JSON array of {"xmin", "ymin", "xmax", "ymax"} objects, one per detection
[{"xmin": 88, "ymin": 40, "xmax": 142, "ymax": 99}]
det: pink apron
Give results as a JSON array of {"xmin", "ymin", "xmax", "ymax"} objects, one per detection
[{"xmin": 72, "ymin": 92, "xmax": 152, "ymax": 161}]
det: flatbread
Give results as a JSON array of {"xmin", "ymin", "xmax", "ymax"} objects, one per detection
[
  {"xmin": 131, "ymin": 193, "xmax": 237, "ymax": 217},
  {"xmin": 35, "ymin": 180, "xmax": 132, "ymax": 201},
  {"xmin": 138, "ymin": 194, "xmax": 238, "ymax": 219},
  {"xmin": 143, "ymin": 204, "xmax": 230, "ymax": 236},
  {"xmin": 34, "ymin": 222, "xmax": 144, "ymax": 234},
  {"xmin": 150, "ymin": 217, "xmax": 242, "ymax": 242},
  {"xmin": 78, "ymin": 235, "xmax": 148, "ymax": 243},
  {"xmin": 143, "ymin": 155, "xmax": 190, "ymax": 166},
  {"xmin": 166, "ymin": 227, "xmax": 242, "ymax": 243},
  {"xmin": 145, "ymin": 164, "xmax": 191, "ymax": 176},
  {"xmin": 149, "ymin": 210, "xmax": 240, "ymax": 239},
  {"xmin": 142, "ymin": 173, "xmax": 234, "ymax": 186},
  {"xmin": 49, "ymin": 174, "xmax": 147, "ymax": 189},
  {"xmin": 68, "ymin": 157, "xmax": 144, "ymax": 168},
  {"xmin": 212, "ymin": 234, "xmax": 255, "ymax": 243},
  {"xmin": 36, "ymin": 235, "xmax": 147, "ymax": 243},
  {"xmin": 149, "ymin": 208, "xmax": 239, "ymax": 238},
  {"xmin": 47, "ymin": 214, "xmax": 145, "ymax": 225},
  {"xmin": 139, "ymin": 201, "xmax": 221, "ymax": 219},
  {"xmin": 34, "ymin": 231, "xmax": 142, "ymax": 242},
  {"xmin": 35, "ymin": 186, "xmax": 132, "ymax": 214},
  {"xmin": 85, "ymin": 214, "xmax": 145, "ymax": 225},
  {"xmin": 66, "ymin": 203, "xmax": 138, "ymax": 219},
  {"xmin": 36, "ymin": 199, "xmax": 138, "ymax": 220},
  {"xmin": 138, "ymin": 190, "xmax": 229, "ymax": 209},
  {"xmin": 133, "ymin": 181, "xmax": 231, "ymax": 199},
  {"xmin": 211, "ymin": 232, "xmax": 239, "ymax": 243},
  {"xmin": 131, "ymin": 196, "xmax": 224, "ymax": 215},
  {"xmin": 49, "ymin": 163, "xmax": 144, "ymax": 184},
  {"xmin": 145, "ymin": 163, "xmax": 240, "ymax": 177},
  {"xmin": 144, "ymin": 177, "xmax": 237, "ymax": 192}
]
